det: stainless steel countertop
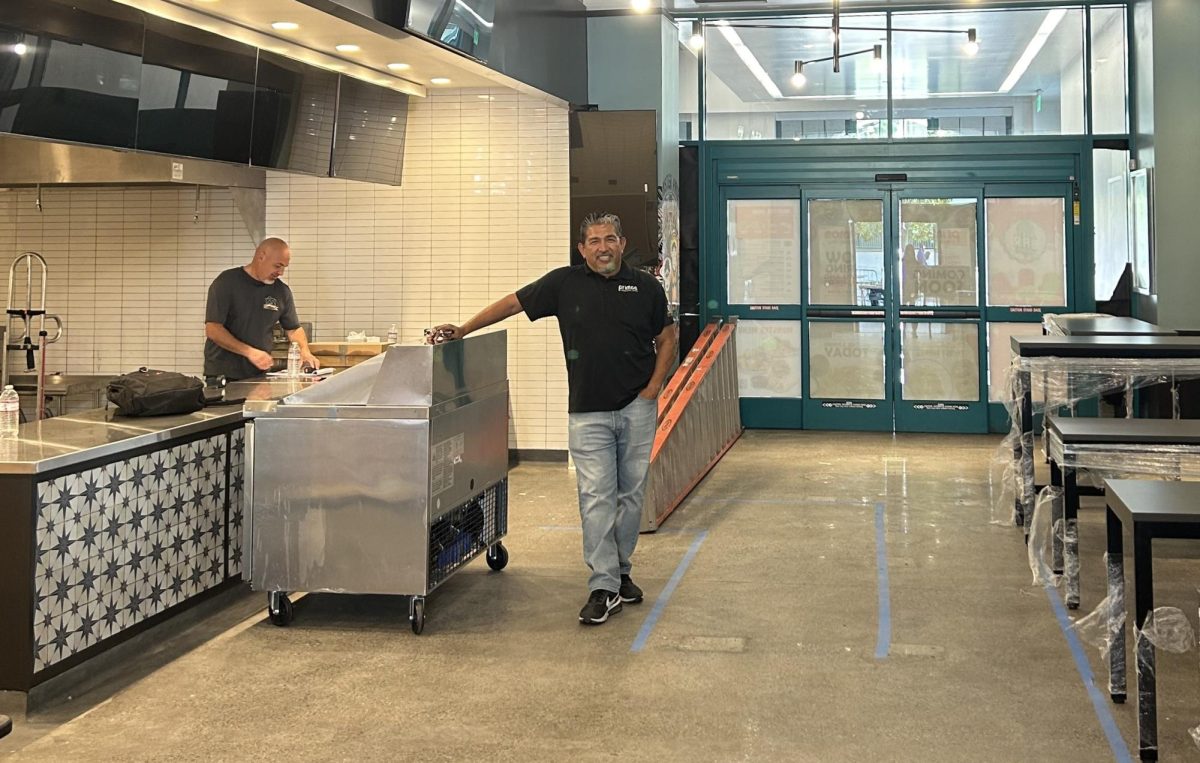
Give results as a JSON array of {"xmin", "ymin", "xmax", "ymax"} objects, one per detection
[
  {"xmin": 8, "ymin": 373, "xmax": 115, "ymax": 397},
  {"xmin": 0, "ymin": 377, "xmax": 322, "ymax": 475}
]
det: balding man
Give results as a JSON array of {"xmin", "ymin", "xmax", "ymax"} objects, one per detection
[{"xmin": 203, "ymin": 237, "xmax": 318, "ymax": 382}]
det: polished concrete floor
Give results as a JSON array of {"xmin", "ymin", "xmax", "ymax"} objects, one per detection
[{"xmin": 4, "ymin": 430, "xmax": 1200, "ymax": 761}]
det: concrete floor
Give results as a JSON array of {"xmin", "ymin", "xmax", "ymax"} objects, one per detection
[{"xmin": 3, "ymin": 430, "xmax": 1200, "ymax": 761}]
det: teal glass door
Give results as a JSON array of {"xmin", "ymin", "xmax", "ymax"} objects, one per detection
[
  {"xmin": 892, "ymin": 191, "xmax": 988, "ymax": 433},
  {"xmin": 715, "ymin": 182, "xmax": 1069, "ymax": 434},
  {"xmin": 802, "ymin": 192, "xmax": 893, "ymax": 430}
]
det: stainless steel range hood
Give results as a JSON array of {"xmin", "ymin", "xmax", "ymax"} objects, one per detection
[{"xmin": 0, "ymin": 134, "xmax": 265, "ymax": 190}]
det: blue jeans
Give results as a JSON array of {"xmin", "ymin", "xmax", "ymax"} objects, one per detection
[{"xmin": 568, "ymin": 395, "xmax": 658, "ymax": 594}]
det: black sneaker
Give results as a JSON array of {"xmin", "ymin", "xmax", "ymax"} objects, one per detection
[
  {"xmin": 579, "ymin": 589, "xmax": 622, "ymax": 625},
  {"xmin": 619, "ymin": 575, "xmax": 643, "ymax": 604}
]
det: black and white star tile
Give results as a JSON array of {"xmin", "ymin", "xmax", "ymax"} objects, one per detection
[
  {"xmin": 228, "ymin": 428, "xmax": 246, "ymax": 578},
  {"xmin": 33, "ymin": 432, "xmax": 232, "ymax": 673}
]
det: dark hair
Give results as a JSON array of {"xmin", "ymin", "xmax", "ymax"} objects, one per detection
[{"xmin": 578, "ymin": 212, "xmax": 624, "ymax": 243}]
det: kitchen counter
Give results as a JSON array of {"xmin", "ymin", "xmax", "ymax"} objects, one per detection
[
  {"xmin": 0, "ymin": 375, "xmax": 324, "ymax": 697},
  {"xmin": 0, "ymin": 377, "xmax": 318, "ymax": 474}
]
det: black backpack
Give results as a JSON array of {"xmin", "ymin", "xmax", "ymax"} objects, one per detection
[{"xmin": 106, "ymin": 368, "xmax": 206, "ymax": 417}]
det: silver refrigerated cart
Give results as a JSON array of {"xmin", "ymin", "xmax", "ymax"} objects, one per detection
[{"xmin": 243, "ymin": 331, "xmax": 511, "ymax": 634}]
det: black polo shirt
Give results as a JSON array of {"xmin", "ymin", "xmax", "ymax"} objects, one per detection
[{"xmin": 516, "ymin": 262, "xmax": 672, "ymax": 413}]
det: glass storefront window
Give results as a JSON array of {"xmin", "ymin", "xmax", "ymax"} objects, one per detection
[
  {"xmin": 808, "ymin": 199, "xmax": 884, "ymax": 306},
  {"xmin": 1090, "ymin": 5, "xmax": 1129, "ymax": 134},
  {"xmin": 737, "ymin": 320, "xmax": 804, "ymax": 398},
  {"xmin": 809, "ymin": 321, "xmax": 887, "ymax": 400},
  {"xmin": 892, "ymin": 9, "xmax": 1085, "ymax": 137},
  {"xmin": 1093, "ymin": 149, "xmax": 1130, "ymax": 301},
  {"xmin": 901, "ymin": 323, "xmax": 980, "ymax": 401},
  {"xmin": 702, "ymin": 15, "xmax": 888, "ymax": 141},
  {"xmin": 898, "ymin": 198, "xmax": 978, "ymax": 307},
  {"xmin": 727, "ymin": 199, "xmax": 802, "ymax": 305},
  {"xmin": 985, "ymin": 197, "xmax": 1067, "ymax": 307}
]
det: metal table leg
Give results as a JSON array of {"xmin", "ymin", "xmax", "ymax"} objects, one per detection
[
  {"xmin": 1106, "ymin": 505, "xmax": 1127, "ymax": 703},
  {"xmin": 1050, "ymin": 459, "xmax": 1064, "ymax": 574},
  {"xmin": 1017, "ymin": 369, "xmax": 1034, "ymax": 530},
  {"xmin": 1133, "ymin": 524, "xmax": 1157, "ymax": 761},
  {"xmin": 1063, "ymin": 467, "xmax": 1080, "ymax": 610}
]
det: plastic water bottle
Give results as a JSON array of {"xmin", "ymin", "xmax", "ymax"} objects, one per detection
[
  {"xmin": 387, "ymin": 324, "xmax": 398, "ymax": 345},
  {"xmin": 287, "ymin": 341, "xmax": 301, "ymax": 378},
  {"xmin": 0, "ymin": 385, "xmax": 19, "ymax": 438}
]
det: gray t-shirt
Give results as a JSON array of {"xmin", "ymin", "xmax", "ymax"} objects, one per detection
[{"xmin": 203, "ymin": 267, "xmax": 300, "ymax": 380}]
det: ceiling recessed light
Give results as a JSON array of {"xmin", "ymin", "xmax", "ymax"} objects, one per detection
[
  {"xmin": 430, "ymin": 77, "xmax": 451, "ymax": 85},
  {"xmin": 271, "ymin": 21, "xmax": 299, "ymax": 31},
  {"xmin": 387, "ymin": 62, "xmax": 411, "ymax": 71},
  {"xmin": 631, "ymin": 0, "xmax": 650, "ymax": 11},
  {"xmin": 335, "ymin": 44, "xmax": 360, "ymax": 53},
  {"xmin": 13, "ymin": 43, "xmax": 27, "ymax": 55}
]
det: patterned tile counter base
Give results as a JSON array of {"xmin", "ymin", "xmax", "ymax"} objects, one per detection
[{"xmin": 1, "ymin": 424, "xmax": 246, "ymax": 692}]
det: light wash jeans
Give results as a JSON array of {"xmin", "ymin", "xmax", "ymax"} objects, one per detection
[{"xmin": 568, "ymin": 395, "xmax": 658, "ymax": 594}]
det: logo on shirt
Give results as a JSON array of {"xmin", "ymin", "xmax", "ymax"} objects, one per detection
[
  {"xmin": 618, "ymin": 285, "xmax": 639, "ymax": 293},
  {"xmin": 263, "ymin": 297, "xmax": 280, "ymax": 312}
]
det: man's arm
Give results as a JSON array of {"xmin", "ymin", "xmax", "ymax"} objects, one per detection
[
  {"xmin": 206, "ymin": 322, "xmax": 273, "ymax": 371},
  {"xmin": 639, "ymin": 322, "xmax": 678, "ymax": 399},
  {"xmin": 286, "ymin": 326, "xmax": 319, "ymax": 369},
  {"xmin": 431, "ymin": 293, "xmax": 524, "ymax": 342}
]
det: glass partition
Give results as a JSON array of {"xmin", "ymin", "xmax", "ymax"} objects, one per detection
[
  {"xmin": 1090, "ymin": 5, "xmax": 1129, "ymax": 135},
  {"xmin": 892, "ymin": 8, "xmax": 1084, "ymax": 137},
  {"xmin": 693, "ymin": 6, "xmax": 1106, "ymax": 140},
  {"xmin": 703, "ymin": 15, "xmax": 888, "ymax": 141}
]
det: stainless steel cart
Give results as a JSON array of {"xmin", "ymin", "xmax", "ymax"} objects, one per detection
[{"xmin": 243, "ymin": 331, "xmax": 510, "ymax": 634}]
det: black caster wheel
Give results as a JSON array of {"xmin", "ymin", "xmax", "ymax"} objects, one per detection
[
  {"xmin": 485, "ymin": 542, "xmax": 509, "ymax": 571},
  {"xmin": 267, "ymin": 592, "xmax": 293, "ymax": 627},
  {"xmin": 410, "ymin": 597, "xmax": 425, "ymax": 635}
]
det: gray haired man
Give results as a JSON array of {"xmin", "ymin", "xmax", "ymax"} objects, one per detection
[{"xmin": 431, "ymin": 212, "xmax": 677, "ymax": 624}]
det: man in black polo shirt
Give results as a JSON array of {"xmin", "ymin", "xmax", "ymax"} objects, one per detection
[
  {"xmin": 431, "ymin": 212, "xmax": 676, "ymax": 625},
  {"xmin": 204, "ymin": 237, "xmax": 318, "ymax": 382}
]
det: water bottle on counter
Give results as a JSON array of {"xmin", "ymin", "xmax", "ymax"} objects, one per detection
[
  {"xmin": 387, "ymin": 324, "xmax": 398, "ymax": 345},
  {"xmin": 287, "ymin": 341, "xmax": 301, "ymax": 378},
  {"xmin": 0, "ymin": 385, "xmax": 20, "ymax": 438}
]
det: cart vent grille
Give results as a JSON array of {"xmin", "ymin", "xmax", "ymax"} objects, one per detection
[{"xmin": 428, "ymin": 479, "xmax": 508, "ymax": 589}]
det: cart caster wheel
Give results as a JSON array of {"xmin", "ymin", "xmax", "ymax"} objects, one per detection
[
  {"xmin": 410, "ymin": 597, "xmax": 425, "ymax": 635},
  {"xmin": 486, "ymin": 543, "xmax": 509, "ymax": 571},
  {"xmin": 268, "ymin": 592, "xmax": 293, "ymax": 627}
]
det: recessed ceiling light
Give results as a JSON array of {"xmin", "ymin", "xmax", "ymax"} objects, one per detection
[
  {"xmin": 271, "ymin": 21, "xmax": 299, "ymax": 31},
  {"xmin": 430, "ymin": 77, "xmax": 451, "ymax": 85},
  {"xmin": 335, "ymin": 44, "xmax": 360, "ymax": 53},
  {"xmin": 13, "ymin": 43, "xmax": 28, "ymax": 55},
  {"xmin": 631, "ymin": 0, "xmax": 650, "ymax": 11},
  {"xmin": 387, "ymin": 62, "xmax": 411, "ymax": 71}
]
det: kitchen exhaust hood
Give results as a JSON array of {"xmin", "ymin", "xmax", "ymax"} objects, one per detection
[{"xmin": 0, "ymin": 134, "xmax": 265, "ymax": 190}]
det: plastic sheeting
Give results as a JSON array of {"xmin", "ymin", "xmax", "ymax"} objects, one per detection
[
  {"xmin": 1027, "ymin": 486, "xmax": 1063, "ymax": 587},
  {"xmin": 994, "ymin": 354, "xmax": 1200, "ymax": 522},
  {"xmin": 1071, "ymin": 554, "xmax": 1127, "ymax": 697}
]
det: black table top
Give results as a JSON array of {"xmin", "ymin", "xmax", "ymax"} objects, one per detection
[
  {"xmin": 1012, "ymin": 334, "xmax": 1200, "ymax": 358},
  {"xmin": 1052, "ymin": 317, "xmax": 1175, "ymax": 336},
  {"xmin": 1106, "ymin": 479, "xmax": 1200, "ymax": 523},
  {"xmin": 1048, "ymin": 416, "xmax": 1200, "ymax": 444}
]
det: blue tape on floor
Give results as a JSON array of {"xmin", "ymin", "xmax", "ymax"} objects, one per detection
[
  {"xmin": 631, "ymin": 530, "xmax": 709, "ymax": 653},
  {"xmin": 874, "ymin": 502, "xmax": 891, "ymax": 660},
  {"xmin": 1044, "ymin": 586, "xmax": 1133, "ymax": 763}
]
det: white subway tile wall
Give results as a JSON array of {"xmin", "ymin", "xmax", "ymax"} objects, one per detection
[
  {"xmin": 268, "ymin": 88, "xmax": 570, "ymax": 450},
  {"xmin": 0, "ymin": 87, "xmax": 570, "ymax": 451},
  {"xmin": 0, "ymin": 187, "xmax": 249, "ymax": 377}
]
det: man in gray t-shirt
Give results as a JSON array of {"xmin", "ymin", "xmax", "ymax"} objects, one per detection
[{"xmin": 204, "ymin": 237, "xmax": 318, "ymax": 381}]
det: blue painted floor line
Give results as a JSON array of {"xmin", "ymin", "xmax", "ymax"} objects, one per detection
[
  {"xmin": 631, "ymin": 530, "xmax": 709, "ymax": 653},
  {"xmin": 1044, "ymin": 586, "xmax": 1133, "ymax": 763},
  {"xmin": 874, "ymin": 502, "xmax": 891, "ymax": 660}
]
